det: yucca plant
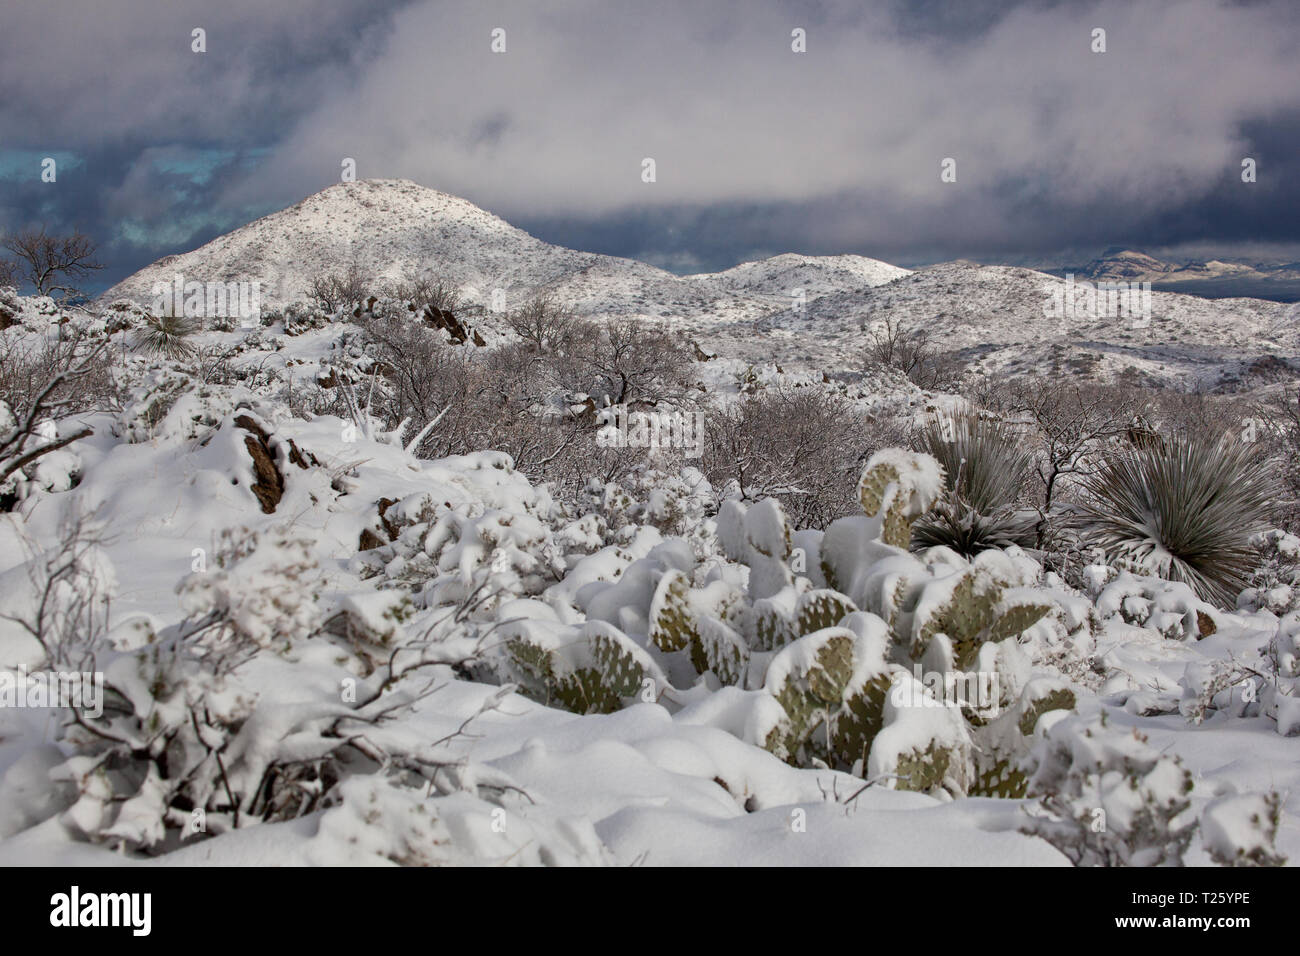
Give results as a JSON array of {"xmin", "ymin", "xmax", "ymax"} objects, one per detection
[
  {"xmin": 134, "ymin": 314, "xmax": 198, "ymax": 360},
  {"xmin": 912, "ymin": 410, "xmax": 1036, "ymax": 556},
  {"xmin": 1074, "ymin": 433, "xmax": 1276, "ymax": 607}
]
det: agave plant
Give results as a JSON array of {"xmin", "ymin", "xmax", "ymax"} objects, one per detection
[
  {"xmin": 912, "ymin": 410, "xmax": 1036, "ymax": 555},
  {"xmin": 1075, "ymin": 433, "xmax": 1276, "ymax": 607},
  {"xmin": 134, "ymin": 314, "xmax": 198, "ymax": 360},
  {"xmin": 912, "ymin": 493, "xmax": 1038, "ymax": 555}
]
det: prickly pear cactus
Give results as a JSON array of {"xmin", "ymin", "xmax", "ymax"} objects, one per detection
[
  {"xmin": 970, "ymin": 679, "xmax": 1077, "ymax": 798},
  {"xmin": 748, "ymin": 596, "xmax": 793, "ymax": 652},
  {"xmin": 717, "ymin": 496, "xmax": 799, "ymax": 600},
  {"xmin": 760, "ymin": 624, "xmax": 895, "ymax": 770},
  {"xmin": 695, "ymin": 616, "xmax": 749, "ymax": 685},
  {"xmin": 828, "ymin": 672, "xmax": 892, "ymax": 774},
  {"xmin": 909, "ymin": 560, "xmax": 1053, "ymax": 668},
  {"xmin": 857, "ymin": 450, "xmax": 946, "ymax": 549},
  {"xmin": 762, "ymin": 629, "xmax": 859, "ymax": 763},
  {"xmin": 792, "ymin": 589, "xmax": 858, "ymax": 637},
  {"xmin": 490, "ymin": 446, "xmax": 1079, "ymax": 795},
  {"xmin": 867, "ymin": 668, "xmax": 975, "ymax": 797},
  {"xmin": 504, "ymin": 621, "xmax": 658, "ymax": 715},
  {"xmin": 895, "ymin": 740, "xmax": 962, "ymax": 794},
  {"xmin": 506, "ymin": 632, "xmax": 559, "ymax": 703},
  {"xmin": 648, "ymin": 569, "xmax": 698, "ymax": 654}
]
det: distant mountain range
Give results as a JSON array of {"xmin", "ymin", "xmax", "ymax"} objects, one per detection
[{"xmin": 1055, "ymin": 248, "xmax": 1300, "ymax": 301}]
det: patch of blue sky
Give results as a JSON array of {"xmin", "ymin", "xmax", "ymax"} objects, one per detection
[
  {"xmin": 0, "ymin": 150, "xmax": 84, "ymax": 181},
  {"xmin": 149, "ymin": 146, "xmax": 270, "ymax": 185}
]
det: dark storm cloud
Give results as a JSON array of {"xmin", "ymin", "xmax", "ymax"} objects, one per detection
[
  {"xmin": 0, "ymin": 0, "xmax": 416, "ymax": 289},
  {"xmin": 1, "ymin": 0, "xmax": 1298, "ymax": 291}
]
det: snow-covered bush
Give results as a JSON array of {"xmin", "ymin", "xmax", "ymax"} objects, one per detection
[
  {"xmin": 1263, "ymin": 624, "xmax": 1300, "ymax": 735},
  {"xmin": 176, "ymin": 525, "xmax": 324, "ymax": 654},
  {"xmin": 1082, "ymin": 566, "xmax": 1220, "ymax": 641},
  {"xmin": 1021, "ymin": 714, "xmax": 1198, "ymax": 866},
  {"xmin": 1200, "ymin": 792, "xmax": 1287, "ymax": 867},
  {"xmin": 1238, "ymin": 529, "xmax": 1300, "ymax": 616},
  {"xmin": 31, "ymin": 518, "xmax": 515, "ymax": 852}
]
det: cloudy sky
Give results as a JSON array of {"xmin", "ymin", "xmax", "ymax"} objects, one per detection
[{"xmin": 2, "ymin": 0, "xmax": 1299, "ymax": 291}]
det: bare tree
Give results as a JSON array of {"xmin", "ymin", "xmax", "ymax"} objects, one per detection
[
  {"xmin": 307, "ymin": 262, "xmax": 371, "ymax": 313},
  {"xmin": 0, "ymin": 338, "xmax": 110, "ymax": 503},
  {"xmin": 506, "ymin": 295, "xmax": 578, "ymax": 354},
  {"xmin": 976, "ymin": 376, "xmax": 1136, "ymax": 546},
  {"xmin": 866, "ymin": 315, "xmax": 964, "ymax": 390},
  {"xmin": 579, "ymin": 317, "xmax": 693, "ymax": 406},
  {"xmin": 389, "ymin": 274, "xmax": 460, "ymax": 313},
  {"xmin": 1, "ymin": 226, "xmax": 104, "ymax": 299}
]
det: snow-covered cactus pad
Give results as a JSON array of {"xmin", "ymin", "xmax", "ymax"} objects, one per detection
[
  {"xmin": 502, "ymin": 615, "xmax": 663, "ymax": 714},
  {"xmin": 648, "ymin": 568, "xmax": 698, "ymax": 654},
  {"xmin": 757, "ymin": 619, "xmax": 896, "ymax": 774},
  {"xmin": 792, "ymin": 588, "xmax": 858, "ymax": 638},
  {"xmin": 856, "ymin": 449, "xmax": 946, "ymax": 549},
  {"xmin": 969, "ymin": 678, "xmax": 1077, "ymax": 798},
  {"xmin": 908, "ymin": 553, "xmax": 1055, "ymax": 669},
  {"xmin": 716, "ymin": 496, "xmax": 794, "ymax": 600}
]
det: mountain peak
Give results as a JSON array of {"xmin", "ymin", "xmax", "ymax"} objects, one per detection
[{"xmin": 102, "ymin": 179, "xmax": 578, "ymax": 308}]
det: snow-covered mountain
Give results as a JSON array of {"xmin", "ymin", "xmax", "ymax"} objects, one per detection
[
  {"xmin": 694, "ymin": 252, "xmax": 911, "ymax": 298},
  {"xmin": 1074, "ymin": 247, "xmax": 1300, "ymax": 285},
  {"xmin": 103, "ymin": 179, "xmax": 606, "ymax": 309},
  {"xmin": 103, "ymin": 179, "xmax": 1300, "ymax": 390},
  {"xmin": 101, "ymin": 180, "xmax": 907, "ymax": 325}
]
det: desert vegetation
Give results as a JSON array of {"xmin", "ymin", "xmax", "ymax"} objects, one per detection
[{"xmin": 0, "ymin": 268, "xmax": 1295, "ymax": 867}]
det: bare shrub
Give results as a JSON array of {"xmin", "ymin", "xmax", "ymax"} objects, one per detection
[
  {"xmin": 971, "ymin": 376, "xmax": 1137, "ymax": 545},
  {"xmin": 576, "ymin": 317, "xmax": 694, "ymax": 405},
  {"xmin": 0, "ymin": 329, "xmax": 116, "ymax": 422},
  {"xmin": 0, "ymin": 333, "xmax": 115, "ymax": 503},
  {"xmin": 191, "ymin": 344, "xmax": 243, "ymax": 386},
  {"xmin": 362, "ymin": 313, "xmax": 473, "ymax": 453},
  {"xmin": 2, "ymin": 506, "xmax": 112, "ymax": 671},
  {"xmin": 389, "ymin": 274, "xmax": 460, "ymax": 313},
  {"xmin": 1249, "ymin": 386, "xmax": 1300, "ymax": 530},
  {"xmin": 701, "ymin": 387, "xmax": 903, "ymax": 529}
]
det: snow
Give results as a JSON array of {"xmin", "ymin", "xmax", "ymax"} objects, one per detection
[{"xmin": 2, "ymin": 181, "xmax": 1299, "ymax": 868}]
